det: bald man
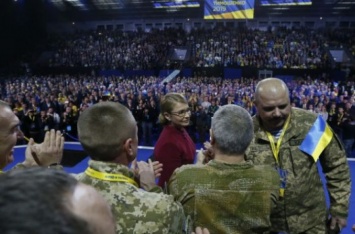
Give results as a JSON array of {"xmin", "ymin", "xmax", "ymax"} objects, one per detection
[{"xmin": 246, "ymin": 78, "xmax": 351, "ymax": 233}]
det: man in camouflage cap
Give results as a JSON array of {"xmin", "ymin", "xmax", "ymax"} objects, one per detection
[
  {"xmin": 169, "ymin": 104, "xmax": 279, "ymax": 233},
  {"xmin": 76, "ymin": 101, "xmax": 185, "ymax": 234},
  {"xmin": 246, "ymin": 78, "xmax": 351, "ymax": 233}
]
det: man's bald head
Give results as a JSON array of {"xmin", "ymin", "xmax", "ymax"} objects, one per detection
[{"xmin": 254, "ymin": 78, "xmax": 289, "ymax": 105}]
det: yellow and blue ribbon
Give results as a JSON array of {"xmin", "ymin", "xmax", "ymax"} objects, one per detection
[{"xmin": 299, "ymin": 115, "xmax": 333, "ymax": 162}]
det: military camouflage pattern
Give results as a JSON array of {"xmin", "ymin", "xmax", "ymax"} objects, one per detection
[
  {"xmin": 11, "ymin": 163, "xmax": 63, "ymax": 170},
  {"xmin": 246, "ymin": 108, "xmax": 351, "ymax": 233},
  {"xmin": 76, "ymin": 160, "xmax": 185, "ymax": 234},
  {"xmin": 168, "ymin": 160, "xmax": 279, "ymax": 234}
]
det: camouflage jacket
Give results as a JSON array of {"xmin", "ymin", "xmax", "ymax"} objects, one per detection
[
  {"xmin": 246, "ymin": 108, "xmax": 351, "ymax": 233},
  {"xmin": 168, "ymin": 160, "xmax": 279, "ymax": 234},
  {"xmin": 76, "ymin": 160, "xmax": 185, "ymax": 234}
]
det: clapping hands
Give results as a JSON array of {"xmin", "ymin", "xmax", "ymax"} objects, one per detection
[{"xmin": 24, "ymin": 129, "xmax": 64, "ymax": 167}]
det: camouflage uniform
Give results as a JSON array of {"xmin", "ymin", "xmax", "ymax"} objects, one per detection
[
  {"xmin": 246, "ymin": 108, "xmax": 351, "ymax": 233},
  {"xmin": 168, "ymin": 160, "xmax": 279, "ymax": 234},
  {"xmin": 76, "ymin": 160, "xmax": 185, "ymax": 234}
]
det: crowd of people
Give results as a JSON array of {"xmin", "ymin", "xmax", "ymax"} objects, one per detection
[
  {"xmin": 0, "ymin": 13, "xmax": 354, "ymax": 234},
  {"xmin": 45, "ymin": 27, "xmax": 355, "ymax": 70},
  {"xmin": 0, "ymin": 77, "xmax": 353, "ymax": 233},
  {"xmin": 0, "ymin": 78, "xmax": 351, "ymax": 234},
  {"xmin": 1, "ymin": 74, "xmax": 354, "ymax": 155}
]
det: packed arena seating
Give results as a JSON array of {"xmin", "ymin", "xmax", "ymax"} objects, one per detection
[
  {"xmin": 0, "ymin": 25, "xmax": 354, "ymax": 152},
  {"xmin": 45, "ymin": 27, "xmax": 355, "ymax": 70}
]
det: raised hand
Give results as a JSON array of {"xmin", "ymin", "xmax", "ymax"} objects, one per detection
[{"xmin": 32, "ymin": 130, "xmax": 64, "ymax": 166}]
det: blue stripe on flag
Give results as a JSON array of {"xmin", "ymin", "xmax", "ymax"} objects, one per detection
[{"xmin": 299, "ymin": 115, "xmax": 333, "ymax": 161}]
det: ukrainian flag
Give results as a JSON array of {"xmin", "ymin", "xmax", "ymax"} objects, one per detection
[{"xmin": 299, "ymin": 115, "xmax": 333, "ymax": 162}]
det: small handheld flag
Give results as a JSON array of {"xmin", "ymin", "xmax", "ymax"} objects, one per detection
[{"xmin": 299, "ymin": 115, "xmax": 333, "ymax": 162}]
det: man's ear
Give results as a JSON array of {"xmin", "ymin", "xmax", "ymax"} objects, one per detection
[
  {"xmin": 123, "ymin": 138, "xmax": 135, "ymax": 163},
  {"xmin": 209, "ymin": 129, "xmax": 215, "ymax": 145}
]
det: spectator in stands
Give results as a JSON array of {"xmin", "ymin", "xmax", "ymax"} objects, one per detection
[
  {"xmin": 0, "ymin": 167, "xmax": 116, "ymax": 234},
  {"xmin": 318, "ymin": 105, "xmax": 329, "ymax": 122},
  {"xmin": 200, "ymin": 96, "xmax": 211, "ymax": 109},
  {"xmin": 148, "ymin": 99, "xmax": 160, "ymax": 134},
  {"xmin": 169, "ymin": 105, "xmax": 279, "ymax": 233},
  {"xmin": 76, "ymin": 101, "xmax": 185, "ymax": 233},
  {"xmin": 22, "ymin": 108, "xmax": 42, "ymax": 143},
  {"xmin": 206, "ymin": 98, "xmax": 218, "ymax": 132},
  {"xmin": 342, "ymin": 114, "xmax": 355, "ymax": 158},
  {"xmin": 327, "ymin": 102, "xmax": 337, "ymax": 127},
  {"xmin": 154, "ymin": 93, "xmax": 196, "ymax": 188},
  {"xmin": 40, "ymin": 96, "xmax": 55, "ymax": 112},
  {"xmin": 195, "ymin": 105, "xmax": 209, "ymax": 144},
  {"xmin": 334, "ymin": 106, "xmax": 346, "ymax": 138},
  {"xmin": 47, "ymin": 106, "xmax": 61, "ymax": 130},
  {"xmin": 61, "ymin": 105, "xmax": 78, "ymax": 141},
  {"xmin": 141, "ymin": 106, "xmax": 154, "ymax": 146},
  {"xmin": 39, "ymin": 110, "xmax": 55, "ymax": 141}
]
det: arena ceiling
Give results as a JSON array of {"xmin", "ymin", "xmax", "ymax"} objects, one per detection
[{"xmin": 39, "ymin": 0, "xmax": 355, "ymax": 21}]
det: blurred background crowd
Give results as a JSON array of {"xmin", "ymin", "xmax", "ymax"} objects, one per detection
[{"xmin": 1, "ymin": 73, "xmax": 354, "ymax": 157}]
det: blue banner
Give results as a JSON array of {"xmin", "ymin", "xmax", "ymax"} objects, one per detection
[{"xmin": 204, "ymin": 0, "xmax": 255, "ymax": 19}]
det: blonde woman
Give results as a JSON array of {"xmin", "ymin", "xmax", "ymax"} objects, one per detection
[{"xmin": 154, "ymin": 93, "xmax": 196, "ymax": 188}]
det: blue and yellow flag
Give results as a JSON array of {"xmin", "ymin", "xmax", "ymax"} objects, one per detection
[
  {"xmin": 299, "ymin": 115, "xmax": 333, "ymax": 162},
  {"xmin": 204, "ymin": 0, "xmax": 255, "ymax": 19}
]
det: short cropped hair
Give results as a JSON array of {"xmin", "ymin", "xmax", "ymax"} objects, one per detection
[
  {"xmin": 0, "ymin": 168, "xmax": 91, "ymax": 234},
  {"xmin": 77, "ymin": 101, "xmax": 137, "ymax": 161},
  {"xmin": 158, "ymin": 93, "xmax": 188, "ymax": 125},
  {"xmin": 211, "ymin": 104, "xmax": 253, "ymax": 156}
]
